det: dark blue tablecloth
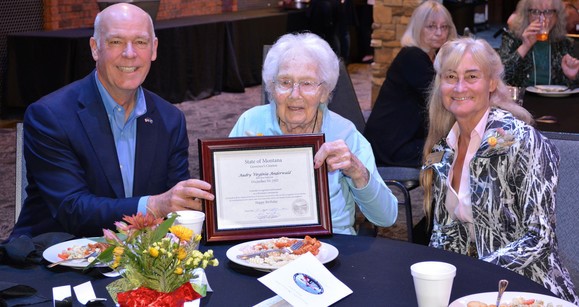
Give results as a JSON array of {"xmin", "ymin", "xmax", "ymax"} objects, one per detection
[{"xmin": 0, "ymin": 234, "xmax": 556, "ymax": 306}]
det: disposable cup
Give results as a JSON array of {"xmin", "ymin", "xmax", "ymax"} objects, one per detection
[
  {"xmin": 173, "ymin": 210, "xmax": 205, "ymax": 236},
  {"xmin": 410, "ymin": 261, "xmax": 456, "ymax": 307}
]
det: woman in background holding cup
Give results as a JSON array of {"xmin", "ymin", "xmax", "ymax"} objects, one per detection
[{"xmin": 499, "ymin": 0, "xmax": 579, "ymax": 87}]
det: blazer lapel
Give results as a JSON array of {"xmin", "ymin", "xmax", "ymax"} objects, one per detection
[
  {"xmin": 134, "ymin": 91, "xmax": 159, "ymax": 196},
  {"xmin": 77, "ymin": 73, "xmax": 125, "ymax": 198}
]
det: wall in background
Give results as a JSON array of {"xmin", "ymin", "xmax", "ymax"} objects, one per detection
[{"xmin": 42, "ymin": 0, "xmax": 237, "ymax": 31}]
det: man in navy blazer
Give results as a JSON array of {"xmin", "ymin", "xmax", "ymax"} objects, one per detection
[{"xmin": 9, "ymin": 3, "xmax": 214, "ymax": 240}]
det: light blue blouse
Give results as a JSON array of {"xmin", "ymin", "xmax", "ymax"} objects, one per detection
[{"xmin": 229, "ymin": 103, "xmax": 398, "ymax": 235}]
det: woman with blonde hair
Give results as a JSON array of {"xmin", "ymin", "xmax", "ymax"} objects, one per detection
[
  {"xmin": 364, "ymin": 0, "xmax": 457, "ymax": 167},
  {"xmin": 421, "ymin": 37, "xmax": 578, "ymax": 304},
  {"xmin": 499, "ymin": 0, "xmax": 578, "ymax": 87}
]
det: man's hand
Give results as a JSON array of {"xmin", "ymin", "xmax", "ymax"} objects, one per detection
[
  {"xmin": 313, "ymin": 140, "xmax": 369, "ymax": 188},
  {"xmin": 146, "ymin": 179, "xmax": 214, "ymax": 217}
]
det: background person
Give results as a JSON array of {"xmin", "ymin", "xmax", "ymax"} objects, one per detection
[
  {"xmin": 499, "ymin": 0, "xmax": 579, "ymax": 87},
  {"xmin": 364, "ymin": 0, "xmax": 457, "ymax": 167},
  {"xmin": 9, "ymin": 3, "xmax": 214, "ymax": 241},
  {"xmin": 229, "ymin": 32, "xmax": 398, "ymax": 235},
  {"xmin": 420, "ymin": 37, "xmax": 578, "ymax": 304}
]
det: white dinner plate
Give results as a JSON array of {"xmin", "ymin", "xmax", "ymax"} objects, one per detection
[
  {"xmin": 449, "ymin": 291, "xmax": 575, "ymax": 307},
  {"xmin": 526, "ymin": 85, "xmax": 579, "ymax": 98},
  {"xmin": 43, "ymin": 238, "xmax": 107, "ymax": 268},
  {"xmin": 226, "ymin": 238, "xmax": 338, "ymax": 272}
]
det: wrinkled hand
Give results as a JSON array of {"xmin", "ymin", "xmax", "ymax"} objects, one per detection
[
  {"xmin": 147, "ymin": 179, "xmax": 214, "ymax": 217},
  {"xmin": 562, "ymin": 54, "xmax": 579, "ymax": 80},
  {"xmin": 313, "ymin": 140, "xmax": 369, "ymax": 188}
]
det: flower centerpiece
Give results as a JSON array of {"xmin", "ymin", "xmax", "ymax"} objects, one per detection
[{"xmin": 88, "ymin": 212, "xmax": 218, "ymax": 306}]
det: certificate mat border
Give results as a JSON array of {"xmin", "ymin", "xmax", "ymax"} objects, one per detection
[{"xmin": 199, "ymin": 134, "xmax": 332, "ymax": 243}]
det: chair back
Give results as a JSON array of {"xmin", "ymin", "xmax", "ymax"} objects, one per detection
[
  {"xmin": 261, "ymin": 45, "xmax": 366, "ymax": 133},
  {"xmin": 543, "ymin": 131, "xmax": 579, "ymax": 289},
  {"xmin": 15, "ymin": 122, "xmax": 27, "ymax": 221}
]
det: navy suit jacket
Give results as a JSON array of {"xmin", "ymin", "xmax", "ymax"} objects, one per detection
[{"xmin": 10, "ymin": 72, "xmax": 190, "ymax": 239}]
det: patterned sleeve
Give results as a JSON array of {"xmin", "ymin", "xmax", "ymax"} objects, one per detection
[
  {"xmin": 498, "ymin": 32, "xmax": 528, "ymax": 87},
  {"xmin": 480, "ymin": 127, "xmax": 560, "ymax": 275}
]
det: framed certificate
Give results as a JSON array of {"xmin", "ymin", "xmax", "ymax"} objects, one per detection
[{"xmin": 199, "ymin": 134, "xmax": 332, "ymax": 243}]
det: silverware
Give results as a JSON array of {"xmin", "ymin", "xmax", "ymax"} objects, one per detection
[
  {"xmin": 237, "ymin": 240, "xmax": 304, "ymax": 260},
  {"xmin": 47, "ymin": 250, "xmax": 99, "ymax": 268},
  {"xmin": 495, "ymin": 279, "xmax": 509, "ymax": 307}
]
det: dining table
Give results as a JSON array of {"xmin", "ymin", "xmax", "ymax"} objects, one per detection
[
  {"xmin": 0, "ymin": 234, "xmax": 559, "ymax": 306},
  {"xmin": 523, "ymin": 90, "xmax": 579, "ymax": 134}
]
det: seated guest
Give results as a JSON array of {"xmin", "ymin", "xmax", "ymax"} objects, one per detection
[
  {"xmin": 420, "ymin": 37, "xmax": 578, "ymax": 304},
  {"xmin": 364, "ymin": 0, "xmax": 457, "ymax": 167},
  {"xmin": 9, "ymin": 3, "xmax": 214, "ymax": 240},
  {"xmin": 499, "ymin": 0, "xmax": 579, "ymax": 87},
  {"xmin": 229, "ymin": 32, "xmax": 398, "ymax": 235}
]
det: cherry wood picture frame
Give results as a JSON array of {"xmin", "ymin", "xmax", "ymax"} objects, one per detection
[{"xmin": 198, "ymin": 134, "xmax": 332, "ymax": 243}]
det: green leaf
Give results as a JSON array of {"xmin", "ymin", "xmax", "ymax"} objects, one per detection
[{"xmin": 151, "ymin": 214, "xmax": 177, "ymax": 242}]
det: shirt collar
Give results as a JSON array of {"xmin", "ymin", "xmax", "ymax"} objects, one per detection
[
  {"xmin": 95, "ymin": 71, "xmax": 147, "ymax": 121},
  {"xmin": 446, "ymin": 108, "xmax": 491, "ymax": 150}
]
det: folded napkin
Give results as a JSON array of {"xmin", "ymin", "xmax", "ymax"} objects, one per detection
[
  {"xmin": 0, "ymin": 232, "xmax": 75, "ymax": 266},
  {"xmin": 0, "ymin": 281, "xmax": 49, "ymax": 307}
]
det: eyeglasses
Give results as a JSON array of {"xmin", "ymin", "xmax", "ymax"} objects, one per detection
[
  {"xmin": 273, "ymin": 79, "xmax": 324, "ymax": 95},
  {"xmin": 424, "ymin": 24, "xmax": 450, "ymax": 32},
  {"xmin": 527, "ymin": 9, "xmax": 557, "ymax": 17}
]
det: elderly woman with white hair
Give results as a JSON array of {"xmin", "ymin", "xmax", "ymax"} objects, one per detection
[
  {"xmin": 420, "ymin": 37, "xmax": 578, "ymax": 304},
  {"xmin": 229, "ymin": 32, "xmax": 398, "ymax": 235}
]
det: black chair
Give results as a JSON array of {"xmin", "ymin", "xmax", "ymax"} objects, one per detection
[{"xmin": 543, "ymin": 131, "xmax": 579, "ymax": 290}]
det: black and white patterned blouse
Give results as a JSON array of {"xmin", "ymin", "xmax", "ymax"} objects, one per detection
[{"xmin": 424, "ymin": 108, "xmax": 579, "ymax": 304}]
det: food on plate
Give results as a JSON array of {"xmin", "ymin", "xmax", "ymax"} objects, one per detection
[
  {"xmin": 57, "ymin": 241, "xmax": 109, "ymax": 262},
  {"xmin": 240, "ymin": 236, "xmax": 321, "ymax": 267},
  {"xmin": 467, "ymin": 296, "xmax": 563, "ymax": 307},
  {"xmin": 534, "ymin": 85, "xmax": 569, "ymax": 93}
]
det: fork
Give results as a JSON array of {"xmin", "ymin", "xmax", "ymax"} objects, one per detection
[
  {"xmin": 237, "ymin": 240, "xmax": 304, "ymax": 260},
  {"xmin": 47, "ymin": 250, "xmax": 99, "ymax": 268}
]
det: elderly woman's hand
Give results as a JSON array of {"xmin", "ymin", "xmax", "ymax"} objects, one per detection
[
  {"xmin": 313, "ymin": 140, "xmax": 370, "ymax": 188},
  {"xmin": 562, "ymin": 54, "xmax": 579, "ymax": 80}
]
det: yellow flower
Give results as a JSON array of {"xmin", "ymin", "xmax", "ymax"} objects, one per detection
[
  {"xmin": 174, "ymin": 267, "xmax": 183, "ymax": 275},
  {"xmin": 148, "ymin": 247, "xmax": 159, "ymax": 258},
  {"xmin": 169, "ymin": 225, "xmax": 193, "ymax": 241},
  {"xmin": 113, "ymin": 246, "xmax": 124, "ymax": 256},
  {"xmin": 177, "ymin": 248, "xmax": 187, "ymax": 260},
  {"xmin": 488, "ymin": 136, "xmax": 497, "ymax": 147}
]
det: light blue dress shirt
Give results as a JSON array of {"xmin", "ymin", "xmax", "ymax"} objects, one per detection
[{"xmin": 95, "ymin": 73, "xmax": 149, "ymax": 214}]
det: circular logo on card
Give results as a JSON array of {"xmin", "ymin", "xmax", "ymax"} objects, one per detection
[{"xmin": 293, "ymin": 273, "xmax": 324, "ymax": 295}]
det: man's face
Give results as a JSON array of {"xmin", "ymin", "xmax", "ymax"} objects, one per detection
[{"xmin": 90, "ymin": 5, "xmax": 158, "ymax": 101}]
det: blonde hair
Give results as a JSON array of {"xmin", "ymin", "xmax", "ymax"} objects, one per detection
[
  {"xmin": 400, "ymin": 0, "xmax": 458, "ymax": 54},
  {"xmin": 509, "ymin": 0, "xmax": 568, "ymax": 40},
  {"xmin": 420, "ymin": 37, "xmax": 533, "ymax": 219}
]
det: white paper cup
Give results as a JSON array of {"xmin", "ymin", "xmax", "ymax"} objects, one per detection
[
  {"xmin": 410, "ymin": 261, "xmax": 456, "ymax": 307},
  {"xmin": 173, "ymin": 210, "xmax": 205, "ymax": 236}
]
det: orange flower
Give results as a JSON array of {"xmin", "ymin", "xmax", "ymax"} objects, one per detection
[
  {"xmin": 122, "ymin": 212, "xmax": 164, "ymax": 231},
  {"xmin": 169, "ymin": 225, "xmax": 193, "ymax": 242}
]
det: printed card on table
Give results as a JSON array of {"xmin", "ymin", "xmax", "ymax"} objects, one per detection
[{"xmin": 257, "ymin": 252, "xmax": 352, "ymax": 307}]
